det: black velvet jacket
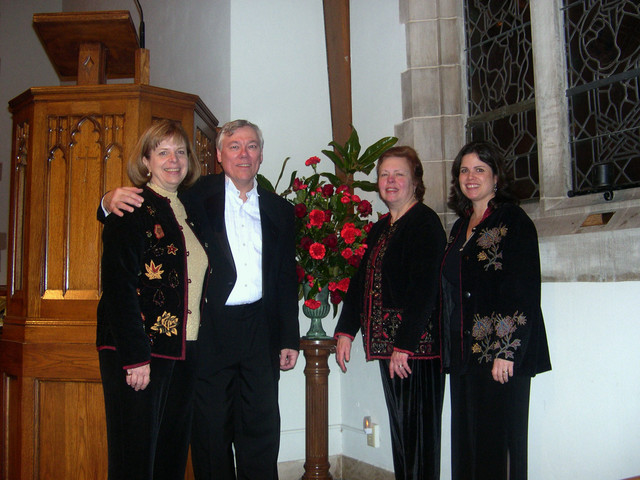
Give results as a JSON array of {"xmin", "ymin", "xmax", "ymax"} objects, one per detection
[
  {"xmin": 335, "ymin": 202, "xmax": 446, "ymax": 360},
  {"xmin": 440, "ymin": 203, "xmax": 551, "ymax": 376},
  {"xmin": 97, "ymin": 188, "xmax": 208, "ymax": 369}
]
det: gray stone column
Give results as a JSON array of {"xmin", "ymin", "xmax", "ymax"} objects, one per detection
[{"xmin": 397, "ymin": 0, "xmax": 465, "ymax": 226}]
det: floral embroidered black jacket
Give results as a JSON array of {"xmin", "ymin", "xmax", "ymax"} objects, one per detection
[
  {"xmin": 335, "ymin": 202, "xmax": 446, "ymax": 360},
  {"xmin": 440, "ymin": 203, "xmax": 551, "ymax": 377},
  {"xmin": 97, "ymin": 188, "xmax": 208, "ymax": 370}
]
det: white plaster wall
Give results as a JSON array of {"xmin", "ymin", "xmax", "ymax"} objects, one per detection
[{"xmin": 529, "ymin": 281, "xmax": 640, "ymax": 480}]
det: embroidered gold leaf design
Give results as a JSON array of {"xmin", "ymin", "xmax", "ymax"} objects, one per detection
[
  {"xmin": 145, "ymin": 260, "xmax": 164, "ymax": 280},
  {"xmin": 150, "ymin": 311, "xmax": 179, "ymax": 336}
]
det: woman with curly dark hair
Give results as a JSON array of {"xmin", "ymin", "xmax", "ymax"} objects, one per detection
[{"xmin": 440, "ymin": 141, "xmax": 551, "ymax": 480}]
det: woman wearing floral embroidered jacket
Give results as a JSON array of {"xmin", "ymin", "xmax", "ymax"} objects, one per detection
[
  {"xmin": 335, "ymin": 146, "xmax": 446, "ymax": 480},
  {"xmin": 441, "ymin": 141, "xmax": 551, "ymax": 480},
  {"xmin": 97, "ymin": 120, "xmax": 208, "ymax": 480}
]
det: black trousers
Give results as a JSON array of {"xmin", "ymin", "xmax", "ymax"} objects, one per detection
[
  {"xmin": 379, "ymin": 358, "xmax": 445, "ymax": 480},
  {"xmin": 99, "ymin": 342, "xmax": 197, "ymax": 480},
  {"xmin": 450, "ymin": 371, "xmax": 531, "ymax": 480},
  {"xmin": 191, "ymin": 301, "xmax": 280, "ymax": 480}
]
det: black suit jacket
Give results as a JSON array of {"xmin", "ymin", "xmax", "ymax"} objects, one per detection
[{"xmin": 180, "ymin": 174, "xmax": 300, "ymax": 373}]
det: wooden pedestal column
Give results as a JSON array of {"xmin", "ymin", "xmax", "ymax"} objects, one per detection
[{"xmin": 300, "ymin": 337, "xmax": 336, "ymax": 480}]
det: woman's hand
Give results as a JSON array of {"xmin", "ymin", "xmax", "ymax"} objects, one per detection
[
  {"xmin": 492, "ymin": 358, "xmax": 514, "ymax": 384},
  {"xmin": 389, "ymin": 351, "xmax": 411, "ymax": 379},
  {"xmin": 335, "ymin": 336, "xmax": 353, "ymax": 373},
  {"xmin": 126, "ymin": 364, "xmax": 151, "ymax": 391}
]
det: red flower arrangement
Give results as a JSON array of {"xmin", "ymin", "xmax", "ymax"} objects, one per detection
[
  {"xmin": 285, "ymin": 157, "xmax": 373, "ymax": 315},
  {"xmin": 257, "ymin": 127, "xmax": 398, "ymax": 317}
]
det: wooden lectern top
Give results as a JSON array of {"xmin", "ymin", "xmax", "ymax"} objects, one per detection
[{"xmin": 33, "ymin": 10, "xmax": 140, "ymax": 81}]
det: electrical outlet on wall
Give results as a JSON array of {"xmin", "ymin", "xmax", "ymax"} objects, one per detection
[{"xmin": 366, "ymin": 423, "xmax": 380, "ymax": 448}]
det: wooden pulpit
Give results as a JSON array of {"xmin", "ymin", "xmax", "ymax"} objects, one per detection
[{"xmin": 0, "ymin": 11, "xmax": 218, "ymax": 479}]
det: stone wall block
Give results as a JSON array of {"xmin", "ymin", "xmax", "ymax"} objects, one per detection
[{"xmin": 406, "ymin": 20, "xmax": 440, "ymax": 68}]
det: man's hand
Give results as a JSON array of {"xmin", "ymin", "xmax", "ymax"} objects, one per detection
[
  {"xmin": 105, "ymin": 187, "xmax": 145, "ymax": 217},
  {"xmin": 279, "ymin": 348, "xmax": 299, "ymax": 371}
]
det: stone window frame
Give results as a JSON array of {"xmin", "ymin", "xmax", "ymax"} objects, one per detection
[
  {"xmin": 396, "ymin": 0, "xmax": 640, "ymax": 281},
  {"xmin": 524, "ymin": 1, "xmax": 640, "ymax": 281}
]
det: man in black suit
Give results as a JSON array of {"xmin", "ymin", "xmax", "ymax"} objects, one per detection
[{"xmin": 104, "ymin": 120, "xmax": 300, "ymax": 480}]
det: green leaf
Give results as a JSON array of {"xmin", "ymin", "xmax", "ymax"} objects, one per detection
[
  {"xmin": 321, "ymin": 147, "xmax": 347, "ymax": 173},
  {"xmin": 358, "ymin": 137, "xmax": 398, "ymax": 174},
  {"xmin": 319, "ymin": 172, "xmax": 342, "ymax": 186},
  {"xmin": 343, "ymin": 127, "xmax": 361, "ymax": 170},
  {"xmin": 280, "ymin": 170, "xmax": 298, "ymax": 196},
  {"xmin": 256, "ymin": 173, "xmax": 275, "ymax": 192},
  {"xmin": 352, "ymin": 180, "xmax": 378, "ymax": 192},
  {"xmin": 273, "ymin": 156, "xmax": 291, "ymax": 191}
]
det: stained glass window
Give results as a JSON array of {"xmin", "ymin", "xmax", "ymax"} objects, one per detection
[
  {"xmin": 464, "ymin": 0, "xmax": 539, "ymax": 200},
  {"xmin": 564, "ymin": 0, "xmax": 640, "ymax": 197}
]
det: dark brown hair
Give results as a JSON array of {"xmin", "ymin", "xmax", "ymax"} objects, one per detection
[{"xmin": 447, "ymin": 140, "xmax": 518, "ymax": 217}]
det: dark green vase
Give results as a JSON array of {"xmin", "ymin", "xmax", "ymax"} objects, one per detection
[{"xmin": 302, "ymin": 282, "xmax": 331, "ymax": 339}]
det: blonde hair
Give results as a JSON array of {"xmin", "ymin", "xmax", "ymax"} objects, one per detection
[{"xmin": 127, "ymin": 120, "xmax": 201, "ymax": 188}]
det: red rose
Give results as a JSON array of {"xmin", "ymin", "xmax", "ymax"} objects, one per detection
[
  {"xmin": 330, "ymin": 290, "xmax": 343, "ymax": 305},
  {"xmin": 306, "ymin": 275, "xmax": 315, "ymax": 286},
  {"xmin": 341, "ymin": 247, "xmax": 353, "ymax": 259},
  {"xmin": 322, "ymin": 184, "xmax": 335, "ymax": 197},
  {"xmin": 296, "ymin": 265, "xmax": 305, "ymax": 282},
  {"xmin": 328, "ymin": 281, "xmax": 338, "ymax": 292},
  {"xmin": 340, "ymin": 194, "xmax": 351, "ymax": 204},
  {"xmin": 336, "ymin": 185, "xmax": 349, "ymax": 194},
  {"xmin": 293, "ymin": 178, "xmax": 308, "ymax": 191},
  {"xmin": 322, "ymin": 233, "xmax": 338, "ymax": 250},
  {"xmin": 352, "ymin": 194, "xmax": 361, "ymax": 203},
  {"xmin": 300, "ymin": 236, "xmax": 313, "ymax": 251},
  {"xmin": 363, "ymin": 222, "xmax": 373, "ymax": 233},
  {"xmin": 304, "ymin": 298, "xmax": 322, "ymax": 309},
  {"xmin": 309, "ymin": 243, "xmax": 326, "ymax": 260},
  {"xmin": 305, "ymin": 156, "xmax": 321, "ymax": 166},
  {"xmin": 340, "ymin": 223, "xmax": 361, "ymax": 244},
  {"xmin": 357, "ymin": 200, "xmax": 372, "ymax": 216},
  {"xmin": 348, "ymin": 256, "xmax": 361, "ymax": 267},
  {"xmin": 354, "ymin": 245, "xmax": 367, "ymax": 257},
  {"xmin": 309, "ymin": 209, "xmax": 325, "ymax": 227},
  {"xmin": 336, "ymin": 277, "xmax": 350, "ymax": 292},
  {"xmin": 294, "ymin": 203, "xmax": 307, "ymax": 218}
]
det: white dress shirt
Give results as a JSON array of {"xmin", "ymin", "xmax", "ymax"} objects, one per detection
[{"xmin": 223, "ymin": 176, "xmax": 263, "ymax": 305}]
